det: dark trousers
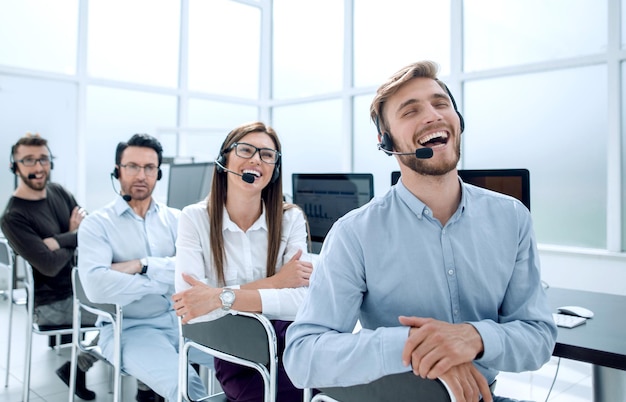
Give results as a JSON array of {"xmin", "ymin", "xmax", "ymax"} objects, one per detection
[{"xmin": 214, "ymin": 320, "xmax": 303, "ymax": 402}]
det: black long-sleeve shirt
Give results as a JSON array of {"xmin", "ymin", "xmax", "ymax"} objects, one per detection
[{"xmin": 1, "ymin": 183, "xmax": 79, "ymax": 306}]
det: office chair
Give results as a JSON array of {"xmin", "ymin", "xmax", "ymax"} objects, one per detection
[
  {"xmin": 178, "ymin": 312, "xmax": 278, "ymax": 402},
  {"xmin": 13, "ymin": 259, "xmax": 99, "ymax": 401},
  {"xmin": 1, "ymin": 237, "xmax": 26, "ymax": 388},
  {"xmin": 69, "ymin": 267, "xmax": 125, "ymax": 402},
  {"xmin": 309, "ymin": 372, "xmax": 456, "ymax": 402}
]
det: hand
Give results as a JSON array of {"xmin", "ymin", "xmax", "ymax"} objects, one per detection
[
  {"xmin": 69, "ymin": 206, "xmax": 87, "ymax": 232},
  {"xmin": 172, "ymin": 273, "xmax": 221, "ymax": 324},
  {"xmin": 269, "ymin": 249, "xmax": 313, "ymax": 288},
  {"xmin": 43, "ymin": 237, "xmax": 60, "ymax": 251},
  {"xmin": 438, "ymin": 362, "xmax": 492, "ymax": 402},
  {"xmin": 399, "ymin": 316, "xmax": 484, "ymax": 380}
]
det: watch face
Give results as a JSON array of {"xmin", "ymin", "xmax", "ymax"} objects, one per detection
[{"xmin": 221, "ymin": 289, "xmax": 235, "ymax": 304}]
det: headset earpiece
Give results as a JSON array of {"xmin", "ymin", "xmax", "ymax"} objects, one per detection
[
  {"xmin": 443, "ymin": 84, "xmax": 465, "ymax": 133},
  {"xmin": 157, "ymin": 169, "xmax": 162, "ymax": 180},
  {"xmin": 112, "ymin": 167, "xmax": 120, "ymax": 179},
  {"xmin": 10, "ymin": 161, "xmax": 16, "ymax": 174},
  {"xmin": 380, "ymin": 132, "xmax": 394, "ymax": 153},
  {"xmin": 215, "ymin": 153, "xmax": 226, "ymax": 173}
]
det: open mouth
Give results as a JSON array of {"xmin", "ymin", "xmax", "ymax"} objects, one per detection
[
  {"xmin": 243, "ymin": 169, "xmax": 261, "ymax": 179},
  {"xmin": 418, "ymin": 131, "xmax": 449, "ymax": 148}
]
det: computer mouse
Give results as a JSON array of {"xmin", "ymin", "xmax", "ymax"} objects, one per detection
[{"xmin": 557, "ymin": 305, "xmax": 594, "ymax": 319}]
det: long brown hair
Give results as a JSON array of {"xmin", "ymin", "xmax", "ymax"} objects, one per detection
[{"xmin": 208, "ymin": 121, "xmax": 285, "ymax": 286}]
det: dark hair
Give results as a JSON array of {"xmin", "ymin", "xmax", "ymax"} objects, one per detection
[
  {"xmin": 208, "ymin": 121, "xmax": 286, "ymax": 286},
  {"xmin": 11, "ymin": 133, "xmax": 51, "ymax": 159},
  {"xmin": 115, "ymin": 133, "xmax": 163, "ymax": 166}
]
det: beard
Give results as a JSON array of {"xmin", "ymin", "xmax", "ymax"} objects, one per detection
[
  {"xmin": 399, "ymin": 138, "xmax": 461, "ymax": 177},
  {"xmin": 18, "ymin": 171, "xmax": 49, "ymax": 191}
]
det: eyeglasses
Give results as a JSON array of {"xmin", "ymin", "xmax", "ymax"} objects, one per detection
[
  {"xmin": 229, "ymin": 142, "xmax": 280, "ymax": 164},
  {"xmin": 17, "ymin": 157, "xmax": 52, "ymax": 167},
  {"xmin": 119, "ymin": 163, "xmax": 159, "ymax": 177}
]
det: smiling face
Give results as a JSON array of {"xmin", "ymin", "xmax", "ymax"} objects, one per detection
[
  {"xmin": 384, "ymin": 77, "xmax": 462, "ymax": 176},
  {"xmin": 117, "ymin": 146, "xmax": 159, "ymax": 202},
  {"xmin": 225, "ymin": 131, "xmax": 277, "ymax": 192},
  {"xmin": 13, "ymin": 145, "xmax": 51, "ymax": 192}
]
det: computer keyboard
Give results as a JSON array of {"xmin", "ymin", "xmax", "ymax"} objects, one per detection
[{"xmin": 553, "ymin": 313, "xmax": 587, "ymax": 328}]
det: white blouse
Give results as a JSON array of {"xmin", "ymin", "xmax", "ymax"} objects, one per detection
[{"xmin": 175, "ymin": 199, "xmax": 309, "ymax": 322}]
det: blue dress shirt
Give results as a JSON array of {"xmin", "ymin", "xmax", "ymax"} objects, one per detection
[{"xmin": 284, "ymin": 178, "xmax": 557, "ymax": 388}]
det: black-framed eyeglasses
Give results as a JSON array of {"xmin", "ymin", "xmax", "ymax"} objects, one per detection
[
  {"xmin": 228, "ymin": 142, "xmax": 280, "ymax": 164},
  {"xmin": 17, "ymin": 156, "xmax": 52, "ymax": 167},
  {"xmin": 120, "ymin": 163, "xmax": 159, "ymax": 177}
]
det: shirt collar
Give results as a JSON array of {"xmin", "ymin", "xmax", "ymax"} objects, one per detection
[
  {"xmin": 396, "ymin": 176, "xmax": 468, "ymax": 220},
  {"xmin": 222, "ymin": 203, "xmax": 268, "ymax": 233},
  {"xmin": 113, "ymin": 196, "xmax": 158, "ymax": 217}
]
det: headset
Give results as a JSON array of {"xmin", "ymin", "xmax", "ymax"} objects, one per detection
[
  {"xmin": 377, "ymin": 83, "xmax": 465, "ymax": 153},
  {"xmin": 216, "ymin": 142, "xmax": 281, "ymax": 184},
  {"xmin": 9, "ymin": 145, "xmax": 55, "ymax": 174},
  {"xmin": 111, "ymin": 165, "xmax": 162, "ymax": 181}
]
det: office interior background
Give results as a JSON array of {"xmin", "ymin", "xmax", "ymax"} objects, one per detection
[{"xmin": 0, "ymin": 0, "xmax": 624, "ymax": 295}]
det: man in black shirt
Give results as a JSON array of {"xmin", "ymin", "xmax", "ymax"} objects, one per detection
[{"xmin": 1, "ymin": 133, "xmax": 97, "ymax": 400}]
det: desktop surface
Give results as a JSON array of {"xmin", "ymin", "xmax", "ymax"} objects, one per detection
[{"xmin": 547, "ymin": 287, "xmax": 626, "ymax": 370}]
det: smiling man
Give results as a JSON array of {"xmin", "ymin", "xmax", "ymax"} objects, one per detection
[
  {"xmin": 284, "ymin": 61, "xmax": 557, "ymax": 402},
  {"xmin": 77, "ymin": 134, "xmax": 208, "ymax": 402},
  {"xmin": 1, "ymin": 133, "xmax": 97, "ymax": 400}
]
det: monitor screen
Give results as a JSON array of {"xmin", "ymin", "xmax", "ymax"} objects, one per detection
[
  {"xmin": 391, "ymin": 168, "xmax": 530, "ymax": 210},
  {"xmin": 167, "ymin": 162, "xmax": 214, "ymax": 210},
  {"xmin": 292, "ymin": 173, "xmax": 374, "ymax": 253}
]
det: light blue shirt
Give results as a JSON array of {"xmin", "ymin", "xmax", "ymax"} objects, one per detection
[
  {"xmin": 78, "ymin": 196, "xmax": 180, "ymax": 321},
  {"xmin": 284, "ymin": 178, "xmax": 557, "ymax": 388}
]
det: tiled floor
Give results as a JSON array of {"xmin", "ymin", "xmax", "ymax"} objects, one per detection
[{"xmin": 0, "ymin": 294, "xmax": 592, "ymax": 402}]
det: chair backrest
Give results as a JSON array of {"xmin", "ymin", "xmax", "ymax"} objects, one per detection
[
  {"xmin": 71, "ymin": 267, "xmax": 118, "ymax": 316},
  {"xmin": 181, "ymin": 312, "xmax": 275, "ymax": 366},
  {"xmin": 0, "ymin": 237, "xmax": 13, "ymax": 268},
  {"xmin": 314, "ymin": 372, "xmax": 454, "ymax": 402},
  {"xmin": 180, "ymin": 312, "xmax": 278, "ymax": 402}
]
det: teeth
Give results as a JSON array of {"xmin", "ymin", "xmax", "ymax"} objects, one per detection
[
  {"xmin": 418, "ymin": 131, "xmax": 448, "ymax": 145},
  {"xmin": 243, "ymin": 169, "xmax": 260, "ymax": 177}
]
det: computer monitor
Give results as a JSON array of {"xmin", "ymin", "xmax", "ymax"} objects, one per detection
[
  {"xmin": 167, "ymin": 162, "xmax": 214, "ymax": 210},
  {"xmin": 391, "ymin": 168, "xmax": 530, "ymax": 210},
  {"xmin": 292, "ymin": 173, "xmax": 374, "ymax": 253}
]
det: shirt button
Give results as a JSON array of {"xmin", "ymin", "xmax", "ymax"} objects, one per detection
[
  {"xmin": 442, "ymin": 229, "xmax": 446, "ymax": 235},
  {"xmin": 448, "ymin": 269, "xmax": 454, "ymax": 276}
]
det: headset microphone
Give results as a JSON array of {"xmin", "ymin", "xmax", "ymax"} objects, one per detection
[
  {"xmin": 377, "ymin": 144, "xmax": 434, "ymax": 159},
  {"xmin": 214, "ymin": 159, "xmax": 256, "ymax": 184},
  {"xmin": 110, "ymin": 172, "xmax": 132, "ymax": 201}
]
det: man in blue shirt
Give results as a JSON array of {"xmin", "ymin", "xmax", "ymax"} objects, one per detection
[
  {"xmin": 284, "ymin": 61, "xmax": 557, "ymax": 402},
  {"xmin": 78, "ymin": 134, "xmax": 207, "ymax": 402}
]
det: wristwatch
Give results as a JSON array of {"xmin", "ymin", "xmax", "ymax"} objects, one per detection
[
  {"xmin": 219, "ymin": 288, "xmax": 236, "ymax": 311},
  {"xmin": 140, "ymin": 258, "xmax": 148, "ymax": 275}
]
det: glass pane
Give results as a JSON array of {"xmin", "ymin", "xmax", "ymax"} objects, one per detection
[
  {"xmin": 353, "ymin": 94, "xmax": 397, "ymax": 198},
  {"xmin": 87, "ymin": 0, "xmax": 180, "ymax": 87},
  {"xmin": 464, "ymin": 0, "xmax": 607, "ymax": 71},
  {"xmin": 273, "ymin": 0, "xmax": 343, "ymax": 98},
  {"xmin": 85, "ymin": 86, "xmax": 177, "ymax": 209},
  {"xmin": 463, "ymin": 65, "xmax": 607, "ymax": 248},
  {"xmin": 354, "ymin": 0, "xmax": 450, "ymax": 88},
  {"xmin": 272, "ymin": 99, "xmax": 343, "ymax": 198},
  {"xmin": 0, "ymin": 75, "xmax": 78, "ymax": 209},
  {"xmin": 0, "ymin": 0, "xmax": 78, "ymax": 74},
  {"xmin": 622, "ymin": 61, "xmax": 626, "ymax": 251},
  {"xmin": 623, "ymin": 0, "xmax": 626, "ymax": 48},
  {"xmin": 188, "ymin": 0, "xmax": 260, "ymax": 98}
]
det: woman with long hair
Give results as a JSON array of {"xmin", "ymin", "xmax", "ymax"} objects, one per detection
[{"xmin": 173, "ymin": 121, "xmax": 312, "ymax": 401}]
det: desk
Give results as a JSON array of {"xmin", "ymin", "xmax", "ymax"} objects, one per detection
[{"xmin": 547, "ymin": 288, "xmax": 626, "ymax": 401}]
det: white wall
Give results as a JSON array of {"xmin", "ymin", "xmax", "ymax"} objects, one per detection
[{"xmin": 539, "ymin": 247, "xmax": 626, "ymax": 296}]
